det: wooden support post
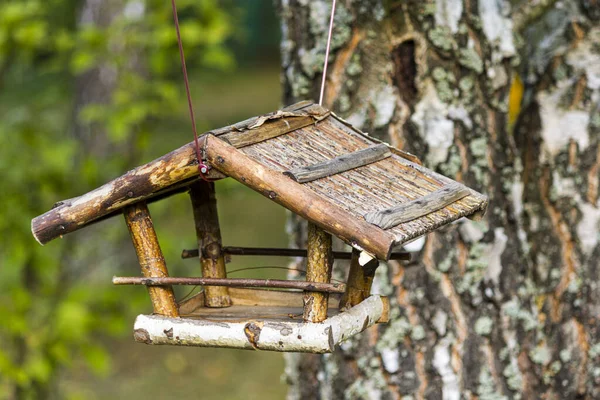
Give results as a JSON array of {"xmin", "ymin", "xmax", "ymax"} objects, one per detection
[
  {"xmin": 303, "ymin": 223, "xmax": 333, "ymax": 322},
  {"xmin": 189, "ymin": 181, "xmax": 232, "ymax": 308},
  {"xmin": 123, "ymin": 202, "xmax": 179, "ymax": 317},
  {"xmin": 339, "ymin": 249, "xmax": 378, "ymax": 310}
]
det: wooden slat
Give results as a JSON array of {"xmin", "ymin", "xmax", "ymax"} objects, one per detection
[
  {"xmin": 284, "ymin": 144, "xmax": 391, "ymax": 183},
  {"xmin": 220, "ymin": 104, "xmax": 330, "ymax": 148},
  {"xmin": 364, "ymin": 182, "xmax": 471, "ymax": 230}
]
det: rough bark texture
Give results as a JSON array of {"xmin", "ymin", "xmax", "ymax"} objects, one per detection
[
  {"xmin": 304, "ymin": 223, "xmax": 334, "ymax": 322},
  {"xmin": 280, "ymin": 1, "xmax": 600, "ymax": 399},
  {"xmin": 189, "ymin": 181, "xmax": 232, "ymax": 307}
]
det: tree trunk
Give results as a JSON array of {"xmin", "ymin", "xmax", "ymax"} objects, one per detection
[{"xmin": 279, "ymin": 1, "xmax": 600, "ymax": 399}]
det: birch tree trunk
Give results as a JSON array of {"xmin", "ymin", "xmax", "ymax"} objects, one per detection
[{"xmin": 279, "ymin": 1, "xmax": 600, "ymax": 398}]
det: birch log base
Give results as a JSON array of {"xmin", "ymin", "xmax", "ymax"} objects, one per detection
[{"xmin": 133, "ymin": 295, "xmax": 388, "ymax": 353}]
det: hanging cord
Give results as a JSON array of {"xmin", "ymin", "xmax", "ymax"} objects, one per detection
[
  {"xmin": 318, "ymin": 0, "xmax": 337, "ymax": 106},
  {"xmin": 170, "ymin": 0, "xmax": 206, "ymax": 178}
]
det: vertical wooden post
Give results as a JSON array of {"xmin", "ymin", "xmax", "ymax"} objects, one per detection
[
  {"xmin": 339, "ymin": 249, "xmax": 379, "ymax": 310},
  {"xmin": 189, "ymin": 181, "xmax": 232, "ymax": 307},
  {"xmin": 124, "ymin": 202, "xmax": 179, "ymax": 317},
  {"xmin": 303, "ymin": 223, "xmax": 333, "ymax": 322}
]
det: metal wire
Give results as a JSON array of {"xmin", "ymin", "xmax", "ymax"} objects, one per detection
[{"xmin": 318, "ymin": 0, "xmax": 337, "ymax": 106}]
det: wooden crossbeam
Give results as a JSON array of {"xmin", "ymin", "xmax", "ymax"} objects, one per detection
[
  {"xmin": 284, "ymin": 144, "xmax": 391, "ymax": 183},
  {"xmin": 180, "ymin": 246, "xmax": 410, "ymax": 261},
  {"xmin": 112, "ymin": 276, "xmax": 346, "ymax": 294},
  {"xmin": 364, "ymin": 182, "xmax": 471, "ymax": 230}
]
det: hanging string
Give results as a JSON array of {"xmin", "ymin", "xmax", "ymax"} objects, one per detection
[
  {"xmin": 318, "ymin": 0, "xmax": 337, "ymax": 106},
  {"xmin": 170, "ymin": 0, "xmax": 203, "ymax": 175}
]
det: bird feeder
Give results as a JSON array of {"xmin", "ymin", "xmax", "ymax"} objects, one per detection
[{"xmin": 31, "ymin": 101, "xmax": 487, "ymax": 353}]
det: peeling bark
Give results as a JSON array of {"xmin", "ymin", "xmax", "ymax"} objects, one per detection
[{"xmin": 280, "ymin": 0, "xmax": 600, "ymax": 398}]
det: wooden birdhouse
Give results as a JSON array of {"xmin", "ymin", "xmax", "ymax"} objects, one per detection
[{"xmin": 31, "ymin": 101, "xmax": 488, "ymax": 353}]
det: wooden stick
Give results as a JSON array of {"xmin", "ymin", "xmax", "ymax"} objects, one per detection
[
  {"xmin": 284, "ymin": 144, "xmax": 391, "ymax": 183},
  {"xmin": 203, "ymin": 135, "xmax": 396, "ymax": 260},
  {"xmin": 180, "ymin": 246, "xmax": 410, "ymax": 260},
  {"xmin": 112, "ymin": 276, "xmax": 345, "ymax": 293},
  {"xmin": 364, "ymin": 182, "xmax": 471, "ymax": 230},
  {"xmin": 303, "ymin": 223, "xmax": 333, "ymax": 322},
  {"xmin": 123, "ymin": 202, "xmax": 179, "ymax": 317},
  {"xmin": 189, "ymin": 181, "xmax": 231, "ymax": 307},
  {"xmin": 339, "ymin": 249, "xmax": 378, "ymax": 310}
]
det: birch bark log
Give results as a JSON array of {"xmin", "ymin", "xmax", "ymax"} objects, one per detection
[{"xmin": 279, "ymin": 1, "xmax": 600, "ymax": 398}]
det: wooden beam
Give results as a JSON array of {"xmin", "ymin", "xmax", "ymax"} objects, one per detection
[
  {"xmin": 112, "ymin": 276, "xmax": 345, "ymax": 293},
  {"xmin": 189, "ymin": 181, "xmax": 231, "ymax": 307},
  {"xmin": 181, "ymin": 246, "xmax": 410, "ymax": 261},
  {"xmin": 339, "ymin": 249, "xmax": 378, "ymax": 310},
  {"xmin": 303, "ymin": 223, "xmax": 333, "ymax": 322},
  {"xmin": 284, "ymin": 144, "xmax": 391, "ymax": 183},
  {"xmin": 32, "ymin": 137, "xmax": 211, "ymax": 245},
  {"xmin": 123, "ymin": 202, "xmax": 179, "ymax": 318},
  {"xmin": 364, "ymin": 182, "xmax": 471, "ymax": 230},
  {"xmin": 203, "ymin": 135, "xmax": 396, "ymax": 260},
  {"xmin": 30, "ymin": 104, "xmax": 330, "ymax": 245}
]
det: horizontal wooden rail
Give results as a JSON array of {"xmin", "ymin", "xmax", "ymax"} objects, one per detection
[
  {"xmin": 180, "ymin": 246, "xmax": 410, "ymax": 261},
  {"xmin": 364, "ymin": 182, "xmax": 471, "ymax": 229},
  {"xmin": 112, "ymin": 276, "xmax": 346, "ymax": 293},
  {"xmin": 283, "ymin": 144, "xmax": 391, "ymax": 183}
]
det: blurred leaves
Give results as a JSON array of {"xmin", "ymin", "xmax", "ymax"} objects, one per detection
[{"xmin": 0, "ymin": 0, "xmax": 235, "ymax": 398}]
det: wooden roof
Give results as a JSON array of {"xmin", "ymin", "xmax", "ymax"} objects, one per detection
[{"xmin": 31, "ymin": 101, "xmax": 487, "ymax": 260}]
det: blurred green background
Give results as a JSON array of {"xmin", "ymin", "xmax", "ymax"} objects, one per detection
[{"xmin": 0, "ymin": 0, "xmax": 290, "ymax": 398}]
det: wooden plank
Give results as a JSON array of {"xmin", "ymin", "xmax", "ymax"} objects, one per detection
[
  {"xmin": 123, "ymin": 202, "xmax": 179, "ymax": 318},
  {"xmin": 112, "ymin": 276, "xmax": 346, "ymax": 293},
  {"xmin": 364, "ymin": 182, "xmax": 471, "ymax": 230},
  {"xmin": 203, "ymin": 134, "xmax": 396, "ymax": 260},
  {"xmin": 284, "ymin": 144, "xmax": 391, "ymax": 183},
  {"xmin": 220, "ymin": 109, "xmax": 330, "ymax": 148},
  {"xmin": 189, "ymin": 181, "xmax": 231, "ymax": 307},
  {"xmin": 178, "ymin": 288, "xmax": 341, "ymax": 315},
  {"xmin": 180, "ymin": 246, "xmax": 410, "ymax": 261}
]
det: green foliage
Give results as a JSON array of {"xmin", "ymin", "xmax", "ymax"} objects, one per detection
[{"xmin": 0, "ymin": 0, "xmax": 234, "ymax": 398}]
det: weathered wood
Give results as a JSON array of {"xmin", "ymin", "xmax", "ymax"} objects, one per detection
[
  {"xmin": 112, "ymin": 276, "xmax": 346, "ymax": 293},
  {"xmin": 219, "ymin": 105, "xmax": 330, "ymax": 148},
  {"xmin": 30, "ymin": 105, "xmax": 330, "ymax": 246},
  {"xmin": 339, "ymin": 249, "xmax": 378, "ymax": 310},
  {"xmin": 133, "ymin": 295, "xmax": 388, "ymax": 353},
  {"xmin": 327, "ymin": 112, "xmax": 423, "ymax": 165},
  {"xmin": 189, "ymin": 181, "xmax": 231, "ymax": 307},
  {"xmin": 303, "ymin": 223, "xmax": 333, "ymax": 322},
  {"xmin": 284, "ymin": 144, "xmax": 391, "ymax": 183},
  {"xmin": 180, "ymin": 246, "xmax": 410, "ymax": 261},
  {"xmin": 123, "ymin": 202, "xmax": 179, "ymax": 318},
  {"xmin": 203, "ymin": 134, "xmax": 396, "ymax": 260},
  {"xmin": 32, "ymin": 137, "xmax": 211, "ymax": 245},
  {"xmin": 364, "ymin": 182, "xmax": 472, "ymax": 230}
]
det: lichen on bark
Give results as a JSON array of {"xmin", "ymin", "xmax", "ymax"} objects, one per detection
[{"xmin": 278, "ymin": 0, "xmax": 600, "ymax": 398}]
